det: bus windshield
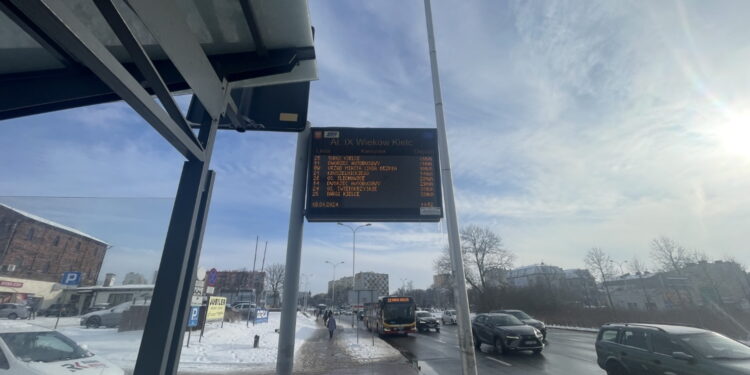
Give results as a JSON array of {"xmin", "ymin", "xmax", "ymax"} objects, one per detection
[{"xmin": 383, "ymin": 302, "xmax": 415, "ymax": 325}]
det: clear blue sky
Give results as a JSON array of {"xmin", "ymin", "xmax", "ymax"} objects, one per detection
[{"xmin": 2, "ymin": 1, "xmax": 750, "ymax": 294}]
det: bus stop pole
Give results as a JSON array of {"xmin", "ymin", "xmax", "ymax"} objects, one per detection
[
  {"xmin": 276, "ymin": 124, "xmax": 310, "ymax": 375},
  {"xmin": 424, "ymin": 1, "xmax": 478, "ymax": 374}
]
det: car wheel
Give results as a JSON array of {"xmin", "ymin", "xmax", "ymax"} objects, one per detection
[
  {"xmin": 494, "ymin": 337, "xmax": 506, "ymax": 355},
  {"xmin": 606, "ymin": 361, "xmax": 628, "ymax": 375},
  {"xmin": 473, "ymin": 331, "xmax": 481, "ymax": 349},
  {"xmin": 85, "ymin": 317, "xmax": 101, "ymax": 329},
  {"xmin": 7, "ymin": 313, "xmax": 17, "ymax": 320}
]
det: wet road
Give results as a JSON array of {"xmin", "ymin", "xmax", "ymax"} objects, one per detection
[{"xmin": 383, "ymin": 325, "xmax": 603, "ymax": 375}]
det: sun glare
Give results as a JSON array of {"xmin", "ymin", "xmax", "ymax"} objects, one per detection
[{"xmin": 717, "ymin": 110, "xmax": 750, "ymax": 158}]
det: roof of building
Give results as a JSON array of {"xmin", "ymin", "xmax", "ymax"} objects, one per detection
[
  {"xmin": 76, "ymin": 284, "xmax": 154, "ymax": 291},
  {"xmin": 0, "ymin": 203, "xmax": 107, "ymax": 245},
  {"xmin": 508, "ymin": 264, "xmax": 565, "ymax": 278}
]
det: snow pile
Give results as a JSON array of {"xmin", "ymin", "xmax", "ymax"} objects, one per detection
[
  {"xmin": 338, "ymin": 327, "xmax": 401, "ymax": 363},
  {"xmin": 547, "ymin": 324, "xmax": 599, "ymax": 333},
  {"xmin": 36, "ymin": 312, "xmax": 317, "ymax": 373}
]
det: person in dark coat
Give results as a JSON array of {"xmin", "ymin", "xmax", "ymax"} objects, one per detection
[{"xmin": 326, "ymin": 314, "xmax": 337, "ymax": 339}]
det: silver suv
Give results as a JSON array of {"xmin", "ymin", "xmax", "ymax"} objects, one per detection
[
  {"xmin": 441, "ymin": 309, "xmax": 457, "ymax": 325},
  {"xmin": 0, "ymin": 304, "xmax": 29, "ymax": 320}
]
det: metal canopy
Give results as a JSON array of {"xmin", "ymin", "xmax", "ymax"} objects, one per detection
[
  {"xmin": 0, "ymin": 1, "xmax": 317, "ymax": 374},
  {"xmin": 0, "ymin": 0, "xmax": 317, "ymax": 129}
]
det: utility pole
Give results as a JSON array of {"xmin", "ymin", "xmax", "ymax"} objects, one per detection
[
  {"xmin": 325, "ymin": 261, "xmax": 344, "ymax": 306},
  {"xmin": 259, "ymin": 241, "xmax": 267, "ymax": 307},
  {"xmin": 423, "ymin": 1, "xmax": 478, "ymax": 373},
  {"xmin": 337, "ymin": 222, "xmax": 371, "ymax": 339},
  {"xmin": 248, "ymin": 236, "xmax": 259, "ymax": 327}
]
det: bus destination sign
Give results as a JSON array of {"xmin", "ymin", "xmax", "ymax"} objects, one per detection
[{"xmin": 306, "ymin": 127, "xmax": 443, "ymax": 222}]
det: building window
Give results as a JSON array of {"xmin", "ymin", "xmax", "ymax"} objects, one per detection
[
  {"xmin": 27, "ymin": 228, "xmax": 34, "ymax": 241},
  {"xmin": 76, "ymin": 241, "xmax": 81, "ymax": 250},
  {"xmin": 53, "ymin": 236, "xmax": 60, "ymax": 246}
]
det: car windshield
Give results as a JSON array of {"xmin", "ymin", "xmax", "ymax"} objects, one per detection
[
  {"xmin": 445, "ymin": 310, "xmax": 455, "ymax": 315},
  {"xmin": 506, "ymin": 311, "xmax": 532, "ymax": 320},
  {"xmin": 0, "ymin": 331, "xmax": 90, "ymax": 363},
  {"xmin": 417, "ymin": 312, "xmax": 432, "ymax": 318},
  {"xmin": 489, "ymin": 315, "xmax": 524, "ymax": 326},
  {"xmin": 680, "ymin": 333, "xmax": 750, "ymax": 360}
]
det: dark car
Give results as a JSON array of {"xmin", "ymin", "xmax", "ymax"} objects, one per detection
[
  {"xmin": 416, "ymin": 311, "xmax": 440, "ymax": 332},
  {"xmin": 472, "ymin": 313, "xmax": 544, "ymax": 354},
  {"xmin": 42, "ymin": 303, "xmax": 77, "ymax": 317},
  {"xmin": 596, "ymin": 323, "xmax": 750, "ymax": 375},
  {"xmin": 491, "ymin": 309, "xmax": 547, "ymax": 340}
]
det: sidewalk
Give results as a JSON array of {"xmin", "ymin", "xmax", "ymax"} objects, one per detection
[{"xmin": 292, "ymin": 315, "xmax": 419, "ymax": 375}]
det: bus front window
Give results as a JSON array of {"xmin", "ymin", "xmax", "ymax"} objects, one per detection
[{"xmin": 383, "ymin": 303, "xmax": 415, "ymax": 325}]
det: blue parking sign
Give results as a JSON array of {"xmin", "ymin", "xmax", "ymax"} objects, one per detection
[
  {"xmin": 61, "ymin": 272, "xmax": 81, "ymax": 286},
  {"xmin": 188, "ymin": 306, "xmax": 200, "ymax": 327}
]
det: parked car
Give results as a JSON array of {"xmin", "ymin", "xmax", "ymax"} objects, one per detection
[
  {"xmin": 0, "ymin": 304, "xmax": 29, "ymax": 320},
  {"xmin": 416, "ymin": 311, "xmax": 440, "ymax": 332},
  {"xmin": 80, "ymin": 300, "xmax": 148, "ymax": 329},
  {"xmin": 231, "ymin": 302, "xmax": 256, "ymax": 313},
  {"xmin": 491, "ymin": 309, "xmax": 547, "ymax": 340},
  {"xmin": 441, "ymin": 309, "xmax": 457, "ymax": 325},
  {"xmin": 42, "ymin": 304, "xmax": 77, "ymax": 317},
  {"xmin": 472, "ymin": 313, "xmax": 544, "ymax": 354},
  {"xmin": 0, "ymin": 321, "xmax": 124, "ymax": 374},
  {"xmin": 596, "ymin": 323, "xmax": 750, "ymax": 375}
]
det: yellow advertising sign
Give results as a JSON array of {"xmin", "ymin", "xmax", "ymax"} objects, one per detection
[{"xmin": 206, "ymin": 296, "xmax": 226, "ymax": 321}]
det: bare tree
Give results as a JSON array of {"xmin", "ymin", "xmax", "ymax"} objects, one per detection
[
  {"xmin": 266, "ymin": 263, "xmax": 285, "ymax": 308},
  {"xmin": 584, "ymin": 247, "xmax": 615, "ymax": 308},
  {"xmin": 434, "ymin": 225, "xmax": 515, "ymax": 293},
  {"xmin": 650, "ymin": 237, "xmax": 690, "ymax": 274}
]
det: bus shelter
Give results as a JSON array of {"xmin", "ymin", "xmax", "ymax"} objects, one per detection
[{"xmin": 0, "ymin": 1, "xmax": 317, "ymax": 373}]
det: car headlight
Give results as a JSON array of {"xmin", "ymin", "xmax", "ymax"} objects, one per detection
[{"xmin": 534, "ymin": 328, "xmax": 543, "ymax": 337}]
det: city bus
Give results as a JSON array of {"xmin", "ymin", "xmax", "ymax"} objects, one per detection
[{"xmin": 364, "ymin": 296, "xmax": 416, "ymax": 336}]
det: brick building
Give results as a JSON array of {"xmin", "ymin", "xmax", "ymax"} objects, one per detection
[{"xmin": 0, "ymin": 204, "xmax": 108, "ymax": 286}]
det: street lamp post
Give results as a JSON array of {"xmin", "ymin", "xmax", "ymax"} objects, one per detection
[
  {"xmin": 325, "ymin": 261, "xmax": 344, "ymax": 307},
  {"xmin": 337, "ymin": 223, "xmax": 371, "ymax": 332}
]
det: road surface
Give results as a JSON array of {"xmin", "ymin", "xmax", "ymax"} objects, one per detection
[{"xmin": 382, "ymin": 325, "xmax": 602, "ymax": 375}]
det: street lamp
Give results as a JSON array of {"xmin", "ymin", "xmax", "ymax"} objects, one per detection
[
  {"xmin": 337, "ymin": 223, "xmax": 371, "ymax": 328},
  {"xmin": 325, "ymin": 260, "xmax": 345, "ymax": 307}
]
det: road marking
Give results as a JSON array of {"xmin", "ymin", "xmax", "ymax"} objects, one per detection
[
  {"xmin": 436, "ymin": 339, "xmax": 447, "ymax": 344},
  {"xmin": 486, "ymin": 357, "xmax": 512, "ymax": 367}
]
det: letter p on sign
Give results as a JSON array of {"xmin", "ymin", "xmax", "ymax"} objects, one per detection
[{"xmin": 61, "ymin": 272, "xmax": 81, "ymax": 286}]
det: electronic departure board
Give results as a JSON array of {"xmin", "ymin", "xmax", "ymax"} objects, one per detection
[{"xmin": 305, "ymin": 127, "xmax": 443, "ymax": 222}]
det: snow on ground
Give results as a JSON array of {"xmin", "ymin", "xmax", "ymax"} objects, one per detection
[
  {"xmin": 24, "ymin": 312, "xmax": 318, "ymax": 373},
  {"xmin": 547, "ymin": 324, "xmax": 599, "ymax": 333},
  {"xmin": 338, "ymin": 325, "xmax": 401, "ymax": 363}
]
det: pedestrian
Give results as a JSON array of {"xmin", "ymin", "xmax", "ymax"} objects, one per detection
[{"xmin": 326, "ymin": 314, "xmax": 337, "ymax": 339}]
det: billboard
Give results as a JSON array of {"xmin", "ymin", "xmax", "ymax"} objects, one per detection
[
  {"xmin": 306, "ymin": 128, "xmax": 443, "ymax": 222},
  {"xmin": 206, "ymin": 296, "xmax": 226, "ymax": 321}
]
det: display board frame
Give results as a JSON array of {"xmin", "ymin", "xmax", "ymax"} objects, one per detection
[{"xmin": 305, "ymin": 127, "xmax": 444, "ymax": 222}]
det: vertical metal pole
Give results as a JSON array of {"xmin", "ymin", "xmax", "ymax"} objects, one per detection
[
  {"xmin": 248, "ymin": 236, "xmax": 259, "ymax": 327},
  {"xmin": 423, "ymin": 1, "xmax": 478, "ymax": 374},
  {"xmin": 259, "ymin": 241, "xmax": 268, "ymax": 306},
  {"xmin": 352, "ymin": 230, "xmax": 356, "ymax": 328},
  {"xmin": 135, "ymin": 114, "xmax": 218, "ymax": 375},
  {"xmin": 275, "ymin": 125, "xmax": 310, "ymax": 375}
]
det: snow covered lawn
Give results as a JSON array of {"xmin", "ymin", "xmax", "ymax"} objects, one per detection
[{"xmin": 26, "ymin": 312, "xmax": 318, "ymax": 373}]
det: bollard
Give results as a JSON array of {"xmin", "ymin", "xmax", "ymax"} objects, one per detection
[{"xmin": 253, "ymin": 335, "xmax": 260, "ymax": 348}]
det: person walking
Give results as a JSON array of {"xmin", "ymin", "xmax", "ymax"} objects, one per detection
[{"xmin": 326, "ymin": 314, "xmax": 337, "ymax": 340}]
